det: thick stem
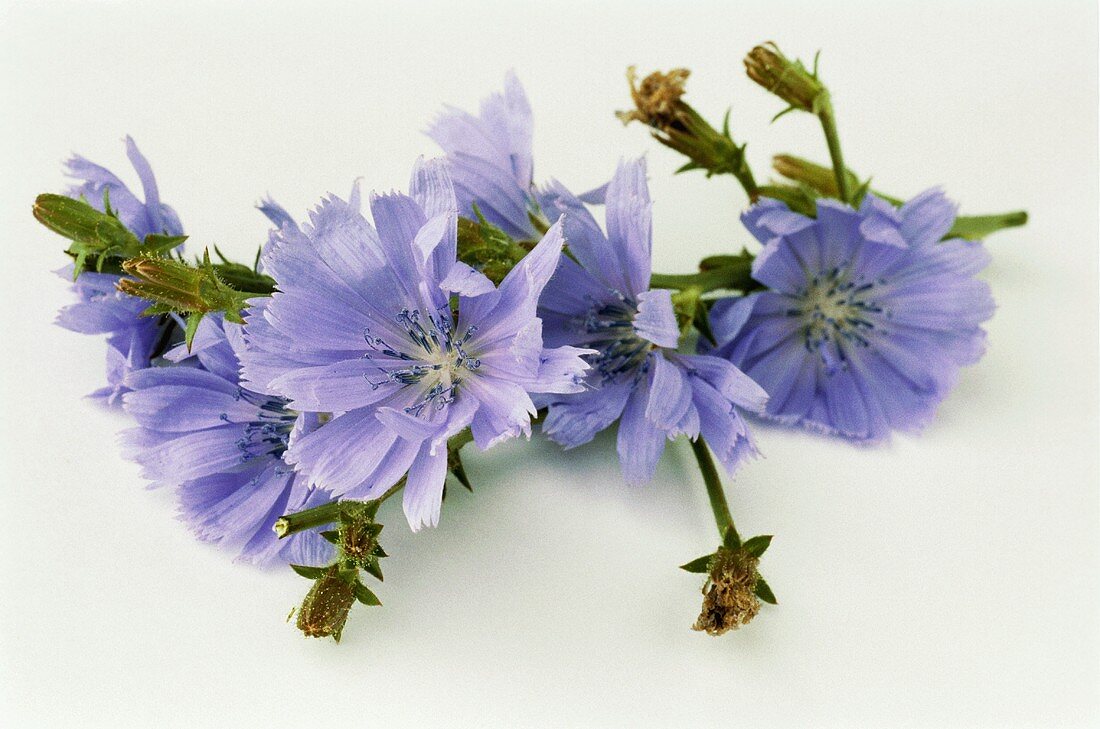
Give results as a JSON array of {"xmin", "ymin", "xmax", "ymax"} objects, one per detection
[
  {"xmin": 689, "ymin": 437, "xmax": 734, "ymax": 539},
  {"xmin": 816, "ymin": 96, "xmax": 850, "ymax": 203}
]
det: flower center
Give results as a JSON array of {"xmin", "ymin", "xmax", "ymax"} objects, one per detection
[
  {"xmin": 789, "ymin": 266, "xmax": 886, "ymax": 361},
  {"xmin": 362, "ymin": 307, "xmax": 481, "ymax": 417},
  {"xmin": 575, "ymin": 293, "xmax": 653, "ymax": 384},
  {"xmin": 226, "ymin": 389, "xmax": 298, "ymax": 463}
]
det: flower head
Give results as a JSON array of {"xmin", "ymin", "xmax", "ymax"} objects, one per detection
[
  {"xmin": 692, "ymin": 547, "xmax": 761, "ymax": 635},
  {"xmin": 241, "ymin": 158, "xmax": 590, "ymax": 530},
  {"xmin": 56, "ymin": 137, "xmax": 184, "ymax": 405},
  {"xmin": 120, "ymin": 315, "xmax": 333, "ymax": 566},
  {"xmin": 616, "ymin": 67, "xmax": 692, "ymax": 132},
  {"xmin": 428, "ymin": 73, "xmax": 607, "ymax": 244},
  {"xmin": 427, "ymin": 71, "xmax": 540, "ymax": 241},
  {"xmin": 535, "ymin": 158, "xmax": 768, "ymax": 483},
  {"xmin": 705, "ymin": 191, "xmax": 995, "ymax": 441}
]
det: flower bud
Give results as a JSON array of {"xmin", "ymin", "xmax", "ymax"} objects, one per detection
[
  {"xmin": 119, "ymin": 256, "xmax": 206, "ymax": 310},
  {"xmin": 692, "ymin": 547, "xmax": 761, "ymax": 635},
  {"xmin": 296, "ymin": 565, "xmax": 357, "ymax": 641},
  {"xmin": 744, "ymin": 43, "xmax": 825, "ymax": 113}
]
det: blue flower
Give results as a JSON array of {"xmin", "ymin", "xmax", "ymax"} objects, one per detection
[
  {"xmin": 427, "ymin": 72, "xmax": 605, "ymax": 241},
  {"xmin": 240, "ymin": 159, "xmax": 590, "ymax": 530},
  {"xmin": 705, "ymin": 191, "xmax": 995, "ymax": 442},
  {"xmin": 535, "ymin": 158, "xmax": 768, "ymax": 484},
  {"xmin": 56, "ymin": 137, "xmax": 184, "ymax": 405},
  {"xmin": 120, "ymin": 315, "xmax": 333, "ymax": 567}
]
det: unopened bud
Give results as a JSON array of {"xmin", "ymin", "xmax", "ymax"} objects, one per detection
[
  {"xmin": 119, "ymin": 257, "xmax": 205, "ymax": 310},
  {"xmin": 296, "ymin": 566, "xmax": 357, "ymax": 641},
  {"xmin": 692, "ymin": 547, "xmax": 761, "ymax": 635},
  {"xmin": 744, "ymin": 43, "xmax": 825, "ymax": 113}
]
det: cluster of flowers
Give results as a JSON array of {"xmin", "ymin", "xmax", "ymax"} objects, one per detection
[{"xmin": 40, "ymin": 44, "xmax": 1021, "ymax": 641}]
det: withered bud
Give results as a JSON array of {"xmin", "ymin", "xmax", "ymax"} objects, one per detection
[
  {"xmin": 744, "ymin": 43, "xmax": 825, "ymax": 113},
  {"xmin": 692, "ymin": 547, "xmax": 761, "ymax": 635},
  {"xmin": 616, "ymin": 66, "xmax": 692, "ymax": 132},
  {"xmin": 296, "ymin": 566, "xmax": 356, "ymax": 641}
]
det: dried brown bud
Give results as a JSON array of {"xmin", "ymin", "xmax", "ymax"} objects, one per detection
[
  {"xmin": 616, "ymin": 66, "xmax": 692, "ymax": 132},
  {"xmin": 692, "ymin": 547, "xmax": 761, "ymax": 635},
  {"xmin": 744, "ymin": 43, "xmax": 825, "ymax": 113},
  {"xmin": 296, "ymin": 566, "xmax": 356, "ymax": 641}
]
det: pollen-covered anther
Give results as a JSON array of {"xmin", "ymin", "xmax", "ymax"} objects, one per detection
[{"xmin": 692, "ymin": 548, "xmax": 761, "ymax": 636}]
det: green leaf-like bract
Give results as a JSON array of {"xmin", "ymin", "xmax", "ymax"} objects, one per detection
[
  {"xmin": 679, "ymin": 554, "xmax": 715, "ymax": 573},
  {"xmin": 754, "ymin": 577, "xmax": 777, "ymax": 605},
  {"xmin": 741, "ymin": 535, "xmax": 773, "ymax": 558}
]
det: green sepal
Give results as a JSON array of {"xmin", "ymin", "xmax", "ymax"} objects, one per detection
[
  {"xmin": 183, "ymin": 312, "xmax": 204, "ymax": 351},
  {"xmin": 290, "ymin": 564, "xmax": 328, "ymax": 580},
  {"xmin": 741, "ymin": 535, "xmax": 773, "ymax": 558},
  {"xmin": 141, "ymin": 234, "xmax": 188, "ymax": 256},
  {"xmin": 722, "ymin": 524, "xmax": 742, "ymax": 550},
  {"xmin": 319, "ymin": 530, "xmax": 340, "ymax": 544},
  {"xmin": 850, "ymin": 177, "xmax": 874, "ymax": 207},
  {"xmin": 362, "ymin": 500, "xmax": 382, "ymax": 521},
  {"xmin": 679, "ymin": 554, "xmax": 715, "ymax": 573},
  {"xmin": 357, "ymin": 522, "xmax": 384, "ymax": 538},
  {"xmin": 948, "ymin": 211, "xmax": 1029, "ymax": 240},
  {"xmin": 362, "ymin": 559, "xmax": 384, "ymax": 582},
  {"xmin": 675, "ymin": 161, "xmax": 703, "ymax": 174},
  {"xmin": 692, "ymin": 302, "xmax": 716, "ymax": 347},
  {"xmin": 448, "ymin": 449, "xmax": 474, "ymax": 492},
  {"xmin": 456, "ymin": 205, "xmax": 530, "ymax": 283},
  {"xmin": 353, "ymin": 582, "xmax": 382, "ymax": 606},
  {"xmin": 754, "ymin": 576, "xmax": 777, "ymax": 605},
  {"xmin": 371, "ymin": 544, "xmax": 388, "ymax": 558}
]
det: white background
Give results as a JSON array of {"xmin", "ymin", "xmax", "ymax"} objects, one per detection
[{"xmin": 1, "ymin": 1, "xmax": 1097, "ymax": 726}]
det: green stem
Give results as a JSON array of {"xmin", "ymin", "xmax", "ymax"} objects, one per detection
[
  {"xmin": 816, "ymin": 95, "xmax": 850, "ymax": 203},
  {"xmin": 650, "ymin": 262, "xmax": 757, "ymax": 293},
  {"xmin": 689, "ymin": 437, "xmax": 734, "ymax": 539},
  {"xmin": 274, "ymin": 426, "xmax": 478, "ymax": 539},
  {"xmin": 274, "ymin": 500, "xmax": 345, "ymax": 538}
]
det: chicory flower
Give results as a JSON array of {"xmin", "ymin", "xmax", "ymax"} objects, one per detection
[
  {"xmin": 705, "ymin": 191, "xmax": 995, "ymax": 441},
  {"xmin": 241, "ymin": 159, "xmax": 590, "ymax": 530}
]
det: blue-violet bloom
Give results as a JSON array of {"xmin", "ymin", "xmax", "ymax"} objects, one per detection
[
  {"xmin": 241, "ymin": 159, "xmax": 590, "ymax": 530},
  {"xmin": 704, "ymin": 191, "xmax": 995, "ymax": 442},
  {"xmin": 535, "ymin": 158, "xmax": 769, "ymax": 484},
  {"xmin": 427, "ymin": 72, "xmax": 604, "ymax": 242},
  {"xmin": 121, "ymin": 315, "xmax": 333, "ymax": 566},
  {"xmin": 56, "ymin": 137, "xmax": 184, "ymax": 405}
]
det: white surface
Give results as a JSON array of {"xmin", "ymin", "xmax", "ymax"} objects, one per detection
[{"xmin": 1, "ymin": 1, "xmax": 1098, "ymax": 726}]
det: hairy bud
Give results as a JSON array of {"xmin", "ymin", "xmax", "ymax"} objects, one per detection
[{"xmin": 296, "ymin": 566, "xmax": 357, "ymax": 641}]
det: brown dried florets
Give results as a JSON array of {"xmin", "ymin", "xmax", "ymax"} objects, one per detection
[
  {"xmin": 616, "ymin": 66, "xmax": 692, "ymax": 132},
  {"xmin": 692, "ymin": 548, "xmax": 761, "ymax": 635}
]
